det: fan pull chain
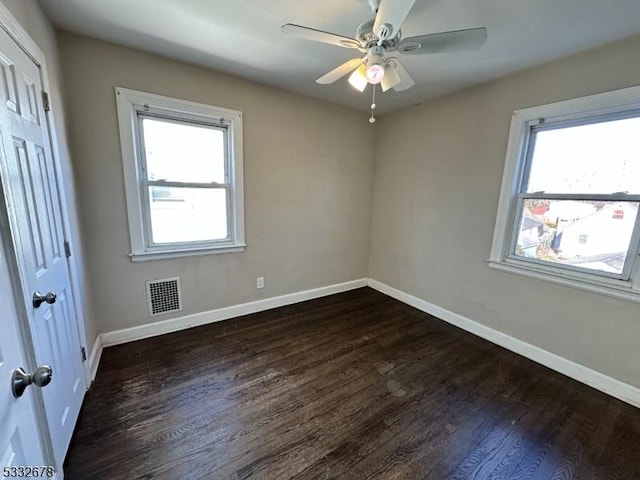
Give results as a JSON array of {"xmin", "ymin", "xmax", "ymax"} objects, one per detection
[{"xmin": 369, "ymin": 85, "xmax": 376, "ymax": 124}]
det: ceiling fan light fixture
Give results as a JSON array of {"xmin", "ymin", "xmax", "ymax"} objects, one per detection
[
  {"xmin": 381, "ymin": 61, "xmax": 401, "ymax": 92},
  {"xmin": 348, "ymin": 64, "xmax": 368, "ymax": 92},
  {"xmin": 365, "ymin": 54, "xmax": 385, "ymax": 84}
]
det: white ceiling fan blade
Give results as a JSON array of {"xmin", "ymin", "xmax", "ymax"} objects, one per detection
[
  {"xmin": 388, "ymin": 59, "xmax": 415, "ymax": 92},
  {"xmin": 399, "ymin": 28, "xmax": 488, "ymax": 54},
  {"xmin": 316, "ymin": 58, "xmax": 364, "ymax": 84},
  {"xmin": 281, "ymin": 24, "xmax": 362, "ymax": 49},
  {"xmin": 373, "ymin": 0, "xmax": 416, "ymax": 40}
]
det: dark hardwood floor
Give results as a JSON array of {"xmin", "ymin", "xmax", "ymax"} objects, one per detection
[{"xmin": 64, "ymin": 287, "xmax": 640, "ymax": 479}]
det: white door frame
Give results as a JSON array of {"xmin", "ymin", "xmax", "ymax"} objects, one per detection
[{"xmin": 0, "ymin": 4, "xmax": 90, "ymax": 386}]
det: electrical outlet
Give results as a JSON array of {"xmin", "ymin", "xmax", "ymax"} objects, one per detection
[{"xmin": 256, "ymin": 276, "xmax": 265, "ymax": 289}]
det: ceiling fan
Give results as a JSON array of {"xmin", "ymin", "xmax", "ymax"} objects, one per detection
[{"xmin": 281, "ymin": 0, "xmax": 488, "ymax": 94}]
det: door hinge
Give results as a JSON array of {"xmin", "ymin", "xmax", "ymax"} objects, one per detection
[
  {"xmin": 81, "ymin": 347, "xmax": 87, "ymax": 362},
  {"xmin": 42, "ymin": 91, "xmax": 50, "ymax": 112},
  {"xmin": 64, "ymin": 240, "xmax": 72, "ymax": 258}
]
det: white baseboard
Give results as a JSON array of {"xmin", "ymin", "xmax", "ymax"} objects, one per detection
[
  {"xmin": 88, "ymin": 335, "xmax": 102, "ymax": 382},
  {"xmin": 99, "ymin": 278, "xmax": 368, "ymax": 348},
  {"xmin": 368, "ymin": 278, "xmax": 640, "ymax": 409}
]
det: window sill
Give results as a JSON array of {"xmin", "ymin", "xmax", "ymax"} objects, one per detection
[
  {"xmin": 487, "ymin": 258, "xmax": 640, "ymax": 304},
  {"xmin": 129, "ymin": 244, "xmax": 246, "ymax": 262}
]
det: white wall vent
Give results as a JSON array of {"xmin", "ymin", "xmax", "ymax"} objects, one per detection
[{"xmin": 146, "ymin": 277, "xmax": 182, "ymax": 316}]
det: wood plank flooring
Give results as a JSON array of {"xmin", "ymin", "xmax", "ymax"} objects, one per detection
[{"xmin": 64, "ymin": 287, "xmax": 640, "ymax": 479}]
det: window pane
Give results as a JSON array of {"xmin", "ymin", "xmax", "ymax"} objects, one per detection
[
  {"xmin": 142, "ymin": 117, "xmax": 225, "ymax": 183},
  {"xmin": 526, "ymin": 116, "xmax": 640, "ymax": 194},
  {"xmin": 514, "ymin": 199, "xmax": 639, "ymax": 275},
  {"xmin": 148, "ymin": 187, "xmax": 228, "ymax": 244}
]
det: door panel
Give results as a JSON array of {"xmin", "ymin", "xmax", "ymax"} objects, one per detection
[
  {"xmin": 0, "ymin": 24, "xmax": 86, "ymax": 468},
  {"xmin": 37, "ymin": 145, "xmax": 63, "ymax": 260},
  {"xmin": 14, "ymin": 137, "xmax": 46, "ymax": 272},
  {"xmin": 0, "ymin": 53, "xmax": 19, "ymax": 113},
  {"xmin": 22, "ymin": 73, "xmax": 39, "ymax": 125},
  {"xmin": 0, "ymin": 233, "xmax": 49, "ymax": 476}
]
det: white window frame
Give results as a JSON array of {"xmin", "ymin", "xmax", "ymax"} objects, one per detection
[
  {"xmin": 489, "ymin": 85, "xmax": 640, "ymax": 303},
  {"xmin": 115, "ymin": 87, "xmax": 245, "ymax": 262}
]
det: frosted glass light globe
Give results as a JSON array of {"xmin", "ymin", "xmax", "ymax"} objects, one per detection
[{"xmin": 365, "ymin": 63, "xmax": 385, "ymax": 84}]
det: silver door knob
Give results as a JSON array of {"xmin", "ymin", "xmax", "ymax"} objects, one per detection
[
  {"xmin": 11, "ymin": 365, "xmax": 53, "ymax": 398},
  {"xmin": 32, "ymin": 291, "xmax": 57, "ymax": 308}
]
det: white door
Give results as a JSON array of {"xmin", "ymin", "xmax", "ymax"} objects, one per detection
[
  {"xmin": 0, "ymin": 25, "xmax": 86, "ymax": 468},
  {"xmin": 0, "ymin": 235, "xmax": 52, "ymax": 478}
]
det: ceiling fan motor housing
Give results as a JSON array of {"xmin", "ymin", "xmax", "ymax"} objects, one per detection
[{"xmin": 356, "ymin": 18, "xmax": 400, "ymax": 50}]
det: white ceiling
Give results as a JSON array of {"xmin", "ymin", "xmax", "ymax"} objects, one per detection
[{"xmin": 39, "ymin": 0, "xmax": 640, "ymax": 114}]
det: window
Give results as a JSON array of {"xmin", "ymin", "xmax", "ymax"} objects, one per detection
[
  {"xmin": 490, "ymin": 86, "xmax": 640, "ymax": 302},
  {"xmin": 115, "ymin": 87, "xmax": 244, "ymax": 261}
]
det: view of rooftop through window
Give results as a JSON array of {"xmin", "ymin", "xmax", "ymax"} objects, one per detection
[{"xmin": 516, "ymin": 199, "xmax": 638, "ymax": 274}]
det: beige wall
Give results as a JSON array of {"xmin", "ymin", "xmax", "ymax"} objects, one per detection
[
  {"xmin": 1, "ymin": 1, "xmax": 96, "ymax": 347},
  {"xmin": 57, "ymin": 31, "xmax": 375, "ymax": 334},
  {"xmin": 369, "ymin": 34, "xmax": 640, "ymax": 388}
]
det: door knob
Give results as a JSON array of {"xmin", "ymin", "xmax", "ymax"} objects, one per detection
[
  {"xmin": 32, "ymin": 291, "xmax": 57, "ymax": 308},
  {"xmin": 11, "ymin": 365, "xmax": 53, "ymax": 398}
]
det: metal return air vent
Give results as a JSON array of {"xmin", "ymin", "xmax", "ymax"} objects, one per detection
[{"xmin": 146, "ymin": 277, "xmax": 182, "ymax": 316}]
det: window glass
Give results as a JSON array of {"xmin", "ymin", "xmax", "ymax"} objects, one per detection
[
  {"xmin": 148, "ymin": 187, "xmax": 228, "ymax": 244},
  {"xmin": 514, "ymin": 199, "xmax": 639, "ymax": 275},
  {"xmin": 526, "ymin": 117, "xmax": 640, "ymax": 194},
  {"xmin": 142, "ymin": 117, "xmax": 226, "ymax": 184}
]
